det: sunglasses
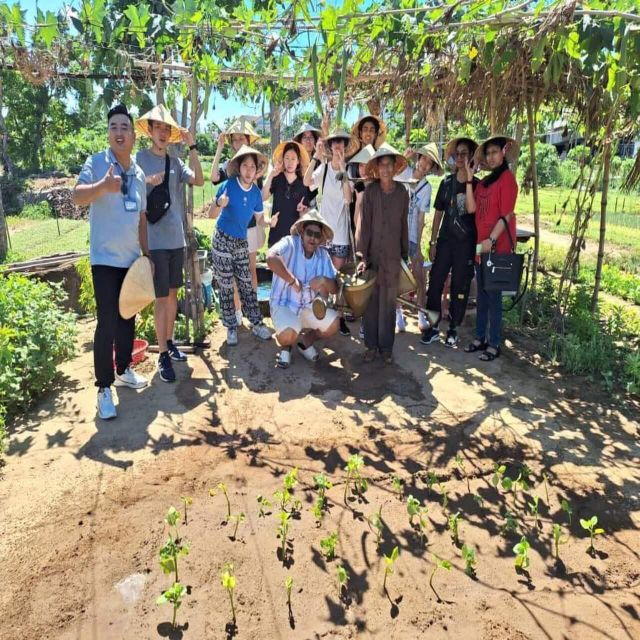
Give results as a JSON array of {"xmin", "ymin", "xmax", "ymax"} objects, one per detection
[
  {"xmin": 120, "ymin": 172, "xmax": 129, "ymax": 196},
  {"xmin": 304, "ymin": 228, "xmax": 322, "ymax": 240}
]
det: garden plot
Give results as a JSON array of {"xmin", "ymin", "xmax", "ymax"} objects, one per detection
[{"xmin": 0, "ymin": 318, "xmax": 638, "ymax": 640}]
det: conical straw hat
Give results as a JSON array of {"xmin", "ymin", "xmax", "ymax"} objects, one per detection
[
  {"xmin": 365, "ymin": 142, "xmax": 408, "ymax": 179},
  {"xmin": 350, "ymin": 114, "xmax": 387, "ymax": 155},
  {"xmin": 290, "ymin": 208, "xmax": 334, "ymax": 245},
  {"xmin": 347, "ymin": 144, "xmax": 376, "ymax": 166},
  {"xmin": 135, "ymin": 104, "xmax": 183, "ymax": 143},
  {"xmin": 224, "ymin": 117, "xmax": 261, "ymax": 145},
  {"xmin": 414, "ymin": 142, "xmax": 444, "ymax": 175},
  {"xmin": 444, "ymin": 137, "xmax": 478, "ymax": 167},
  {"xmin": 474, "ymin": 135, "xmax": 520, "ymax": 170},
  {"xmin": 119, "ymin": 256, "xmax": 155, "ymax": 320},
  {"xmin": 226, "ymin": 144, "xmax": 268, "ymax": 178},
  {"xmin": 293, "ymin": 122, "xmax": 321, "ymax": 143},
  {"xmin": 272, "ymin": 140, "xmax": 310, "ymax": 175}
]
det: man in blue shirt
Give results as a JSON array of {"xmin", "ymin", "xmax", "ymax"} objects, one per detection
[{"xmin": 73, "ymin": 104, "xmax": 150, "ymax": 420}]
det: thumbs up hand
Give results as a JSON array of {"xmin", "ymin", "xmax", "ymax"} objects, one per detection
[
  {"xmin": 296, "ymin": 197, "xmax": 307, "ymax": 213},
  {"xmin": 217, "ymin": 192, "xmax": 229, "ymax": 209},
  {"xmin": 269, "ymin": 211, "xmax": 280, "ymax": 228},
  {"xmin": 103, "ymin": 164, "xmax": 122, "ymax": 193}
]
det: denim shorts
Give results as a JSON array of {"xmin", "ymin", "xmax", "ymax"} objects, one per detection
[
  {"xmin": 408, "ymin": 241, "xmax": 418, "ymax": 259},
  {"xmin": 326, "ymin": 242, "xmax": 351, "ymax": 260}
]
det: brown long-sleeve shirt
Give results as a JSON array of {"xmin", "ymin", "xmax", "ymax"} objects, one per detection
[{"xmin": 355, "ymin": 181, "xmax": 409, "ymax": 287}]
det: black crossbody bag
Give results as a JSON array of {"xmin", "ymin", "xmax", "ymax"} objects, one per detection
[
  {"xmin": 146, "ymin": 154, "xmax": 171, "ymax": 224},
  {"xmin": 481, "ymin": 216, "xmax": 524, "ymax": 293}
]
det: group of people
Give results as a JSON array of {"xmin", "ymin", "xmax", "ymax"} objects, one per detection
[{"xmin": 74, "ymin": 103, "xmax": 519, "ymax": 420}]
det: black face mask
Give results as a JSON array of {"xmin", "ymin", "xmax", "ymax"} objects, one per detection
[{"xmin": 482, "ymin": 159, "xmax": 509, "ymax": 188}]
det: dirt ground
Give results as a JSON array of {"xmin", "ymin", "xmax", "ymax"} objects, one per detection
[{"xmin": 1, "ymin": 316, "xmax": 639, "ymax": 640}]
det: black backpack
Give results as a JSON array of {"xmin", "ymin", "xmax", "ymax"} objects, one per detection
[{"xmin": 146, "ymin": 154, "xmax": 171, "ymax": 224}]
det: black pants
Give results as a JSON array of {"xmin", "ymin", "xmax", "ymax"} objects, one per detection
[
  {"xmin": 426, "ymin": 237, "xmax": 475, "ymax": 328},
  {"xmin": 363, "ymin": 282, "xmax": 398, "ymax": 353},
  {"xmin": 92, "ymin": 265, "xmax": 135, "ymax": 388}
]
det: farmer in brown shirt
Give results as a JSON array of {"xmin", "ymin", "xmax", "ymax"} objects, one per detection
[{"xmin": 356, "ymin": 143, "xmax": 409, "ymax": 363}]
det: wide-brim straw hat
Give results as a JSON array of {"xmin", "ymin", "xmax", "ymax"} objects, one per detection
[
  {"xmin": 414, "ymin": 142, "xmax": 444, "ymax": 176},
  {"xmin": 347, "ymin": 144, "xmax": 376, "ymax": 166},
  {"xmin": 135, "ymin": 104, "xmax": 182, "ymax": 143},
  {"xmin": 350, "ymin": 114, "xmax": 387, "ymax": 154},
  {"xmin": 444, "ymin": 137, "xmax": 479, "ymax": 166},
  {"xmin": 474, "ymin": 135, "xmax": 520, "ymax": 170},
  {"xmin": 272, "ymin": 140, "xmax": 310, "ymax": 175},
  {"xmin": 119, "ymin": 256, "xmax": 155, "ymax": 320},
  {"xmin": 224, "ymin": 117, "xmax": 261, "ymax": 145},
  {"xmin": 365, "ymin": 142, "xmax": 409, "ymax": 179},
  {"xmin": 293, "ymin": 122, "xmax": 321, "ymax": 144},
  {"xmin": 226, "ymin": 144, "xmax": 268, "ymax": 178},
  {"xmin": 290, "ymin": 208, "xmax": 334, "ymax": 245}
]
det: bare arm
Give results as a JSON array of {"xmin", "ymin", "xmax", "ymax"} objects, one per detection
[
  {"xmin": 138, "ymin": 211, "xmax": 150, "ymax": 256},
  {"xmin": 187, "ymin": 147, "xmax": 204, "ymax": 186},
  {"xmin": 73, "ymin": 163, "xmax": 121, "ymax": 206},
  {"xmin": 210, "ymin": 134, "xmax": 225, "ymax": 184},
  {"xmin": 304, "ymin": 140, "xmax": 324, "ymax": 187}
]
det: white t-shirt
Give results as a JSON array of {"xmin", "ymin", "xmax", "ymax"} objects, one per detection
[{"xmin": 311, "ymin": 162, "xmax": 351, "ymax": 247}]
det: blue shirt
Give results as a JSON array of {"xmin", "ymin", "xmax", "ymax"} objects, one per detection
[
  {"xmin": 270, "ymin": 234, "xmax": 336, "ymax": 313},
  {"xmin": 216, "ymin": 177, "xmax": 263, "ymax": 239},
  {"xmin": 77, "ymin": 149, "xmax": 147, "ymax": 268}
]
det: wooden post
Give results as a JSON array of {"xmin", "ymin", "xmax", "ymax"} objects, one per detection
[
  {"xmin": 591, "ymin": 136, "xmax": 612, "ymax": 312},
  {"xmin": 489, "ymin": 74, "xmax": 497, "ymax": 135},
  {"xmin": 526, "ymin": 96, "xmax": 541, "ymax": 289}
]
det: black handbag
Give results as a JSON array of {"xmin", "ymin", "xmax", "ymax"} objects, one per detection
[
  {"xmin": 481, "ymin": 217, "xmax": 524, "ymax": 293},
  {"xmin": 146, "ymin": 154, "xmax": 171, "ymax": 224}
]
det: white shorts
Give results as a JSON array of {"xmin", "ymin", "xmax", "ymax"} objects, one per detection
[
  {"xmin": 270, "ymin": 304, "xmax": 338, "ymax": 336},
  {"xmin": 248, "ymin": 225, "xmax": 266, "ymax": 254}
]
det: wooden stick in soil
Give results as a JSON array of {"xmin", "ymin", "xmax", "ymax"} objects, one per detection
[{"xmin": 526, "ymin": 95, "xmax": 541, "ymax": 289}]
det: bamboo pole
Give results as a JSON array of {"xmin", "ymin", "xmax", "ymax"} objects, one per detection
[
  {"xmin": 526, "ymin": 96, "xmax": 541, "ymax": 288},
  {"xmin": 591, "ymin": 136, "xmax": 612, "ymax": 312}
]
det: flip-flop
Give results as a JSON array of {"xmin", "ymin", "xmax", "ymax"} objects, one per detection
[
  {"xmin": 479, "ymin": 346, "xmax": 501, "ymax": 361},
  {"xmin": 276, "ymin": 349, "xmax": 291, "ymax": 368},
  {"xmin": 464, "ymin": 339, "xmax": 488, "ymax": 353},
  {"xmin": 297, "ymin": 342, "xmax": 319, "ymax": 362}
]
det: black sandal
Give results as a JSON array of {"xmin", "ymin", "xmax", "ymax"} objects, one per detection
[
  {"xmin": 479, "ymin": 346, "xmax": 501, "ymax": 361},
  {"xmin": 464, "ymin": 339, "xmax": 488, "ymax": 353}
]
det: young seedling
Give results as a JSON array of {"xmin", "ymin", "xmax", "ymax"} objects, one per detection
[
  {"xmin": 455, "ymin": 453, "xmax": 470, "ymax": 493},
  {"xmin": 491, "ymin": 463, "xmax": 508, "ymax": 490},
  {"xmin": 336, "ymin": 564, "xmax": 348, "ymax": 600},
  {"xmin": 283, "ymin": 467, "xmax": 299, "ymax": 492},
  {"xmin": 311, "ymin": 497, "xmax": 324, "ymax": 524},
  {"xmin": 542, "ymin": 472, "xmax": 550, "ymax": 505},
  {"xmin": 257, "ymin": 494, "xmax": 272, "ymax": 518},
  {"xmin": 277, "ymin": 510, "xmax": 291, "ymax": 562},
  {"xmin": 320, "ymin": 531, "xmax": 338, "ymax": 560},
  {"xmin": 285, "ymin": 575, "xmax": 294, "ymax": 618},
  {"xmin": 274, "ymin": 488, "xmax": 303, "ymax": 514},
  {"xmin": 344, "ymin": 453, "xmax": 368, "ymax": 502},
  {"xmin": 513, "ymin": 536, "xmax": 531, "ymax": 572},
  {"xmin": 368, "ymin": 504, "xmax": 383, "ymax": 549},
  {"xmin": 156, "ymin": 581, "xmax": 186, "ymax": 629},
  {"xmin": 439, "ymin": 482, "xmax": 449, "ymax": 511},
  {"xmin": 210, "ymin": 483, "xmax": 231, "ymax": 521},
  {"xmin": 501, "ymin": 508, "xmax": 518, "ymax": 536},
  {"xmin": 473, "ymin": 494, "xmax": 485, "ymax": 509},
  {"xmin": 229, "ymin": 512, "xmax": 246, "ymax": 540},
  {"xmin": 528, "ymin": 495, "xmax": 541, "ymax": 529},
  {"xmin": 180, "ymin": 496, "xmax": 193, "ymax": 525},
  {"xmin": 313, "ymin": 472, "xmax": 333, "ymax": 504},
  {"xmin": 512, "ymin": 465, "xmax": 533, "ymax": 505},
  {"xmin": 552, "ymin": 523, "xmax": 569, "ymax": 559},
  {"xmin": 382, "ymin": 546, "xmax": 399, "ymax": 592},
  {"xmin": 220, "ymin": 563, "xmax": 237, "ymax": 625},
  {"xmin": 164, "ymin": 506, "xmax": 181, "ymax": 541},
  {"xmin": 561, "ymin": 498, "xmax": 573, "ymax": 527},
  {"xmin": 406, "ymin": 495, "xmax": 429, "ymax": 544},
  {"xmin": 406, "ymin": 495, "xmax": 421, "ymax": 525},
  {"xmin": 425, "ymin": 471, "xmax": 439, "ymax": 492},
  {"xmin": 159, "ymin": 535, "xmax": 189, "ymax": 582},
  {"xmin": 580, "ymin": 515, "xmax": 605, "ymax": 554},
  {"xmin": 448, "ymin": 511, "xmax": 462, "ymax": 545},
  {"xmin": 391, "ymin": 475, "xmax": 404, "ymax": 500},
  {"xmin": 429, "ymin": 554, "xmax": 452, "ymax": 602},
  {"xmin": 461, "ymin": 544, "xmax": 477, "ymax": 577}
]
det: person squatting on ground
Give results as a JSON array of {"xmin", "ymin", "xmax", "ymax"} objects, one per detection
[
  {"xmin": 394, "ymin": 142, "xmax": 444, "ymax": 333},
  {"xmin": 356, "ymin": 144, "xmax": 409, "ymax": 364},
  {"xmin": 135, "ymin": 105, "xmax": 204, "ymax": 383},
  {"xmin": 73, "ymin": 104, "xmax": 150, "ymax": 420},
  {"xmin": 304, "ymin": 128, "xmax": 354, "ymax": 336},
  {"xmin": 208, "ymin": 145, "xmax": 276, "ymax": 347},
  {"xmin": 262, "ymin": 140, "xmax": 313, "ymax": 248},
  {"xmin": 422, "ymin": 137, "xmax": 479, "ymax": 348},
  {"xmin": 464, "ymin": 135, "xmax": 519, "ymax": 361},
  {"xmin": 266, "ymin": 209, "xmax": 340, "ymax": 369}
]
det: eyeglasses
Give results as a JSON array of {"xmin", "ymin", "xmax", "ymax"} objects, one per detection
[
  {"xmin": 304, "ymin": 228, "xmax": 322, "ymax": 240},
  {"xmin": 301, "ymin": 134, "xmax": 316, "ymax": 141},
  {"xmin": 455, "ymin": 151, "xmax": 469, "ymax": 158}
]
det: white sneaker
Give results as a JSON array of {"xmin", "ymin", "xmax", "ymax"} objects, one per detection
[
  {"xmin": 235, "ymin": 310, "xmax": 243, "ymax": 326},
  {"xmin": 252, "ymin": 322, "xmax": 272, "ymax": 341},
  {"xmin": 227, "ymin": 328, "xmax": 238, "ymax": 346},
  {"xmin": 97, "ymin": 387, "xmax": 117, "ymax": 420},
  {"xmin": 396, "ymin": 309, "xmax": 407, "ymax": 332},
  {"xmin": 418, "ymin": 311, "xmax": 429, "ymax": 332},
  {"xmin": 114, "ymin": 368, "xmax": 148, "ymax": 389}
]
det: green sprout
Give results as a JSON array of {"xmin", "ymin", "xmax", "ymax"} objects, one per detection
[
  {"xmin": 501, "ymin": 508, "xmax": 518, "ymax": 536},
  {"xmin": 156, "ymin": 582, "xmax": 186, "ymax": 629},
  {"xmin": 285, "ymin": 575, "xmax": 294, "ymax": 615},
  {"xmin": 320, "ymin": 531, "xmax": 338, "ymax": 560},
  {"xmin": 491, "ymin": 463, "xmax": 508, "ymax": 490},
  {"xmin": 368, "ymin": 504, "xmax": 383, "ymax": 549},
  {"xmin": 164, "ymin": 506, "xmax": 181, "ymax": 541},
  {"xmin": 448, "ymin": 511, "xmax": 462, "ymax": 545},
  {"xmin": 461, "ymin": 544, "xmax": 477, "ymax": 577},
  {"xmin": 221, "ymin": 563, "xmax": 237, "ymax": 625},
  {"xmin": 580, "ymin": 515, "xmax": 605, "ymax": 554},
  {"xmin": 455, "ymin": 453, "xmax": 470, "ymax": 493},
  {"xmin": 439, "ymin": 482, "xmax": 449, "ymax": 510},
  {"xmin": 561, "ymin": 498, "xmax": 573, "ymax": 527},
  {"xmin": 406, "ymin": 495, "xmax": 420, "ymax": 525},
  {"xmin": 210, "ymin": 483, "xmax": 231, "ymax": 521},
  {"xmin": 311, "ymin": 497, "xmax": 325, "ymax": 524},
  {"xmin": 313, "ymin": 472, "xmax": 333, "ymax": 501},
  {"xmin": 512, "ymin": 465, "xmax": 533, "ymax": 505},
  {"xmin": 429, "ymin": 554, "xmax": 451, "ymax": 602},
  {"xmin": 382, "ymin": 546, "xmax": 399, "ymax": 592},
  {"xmin": 407, "ymin": 495, "xmax": 429, "ymax": 545},
  {"xmin": 283, "ymin": 467, "xmax": 299, "ymax": 491},
  {"xmin": 528, "ymin": 495, "xmax": 541, "ymax": 529},
  {"xmin": 425, "ymin": 471, "xmax": 439, "ymax": 492},
  {"xmin": 159, "ymin": 536, "xmax": 189, "ymax": 583},
  {"xmin": 229, "ymin": 512, "xmax": 246, "ymax": 540},
  {"xmin": 336, "ymin": 564, "xmax": 348, "ymax": 600},
  {"xmin": 344, "ymin": 453, "xmax": 368, "ymax": 503},
  {"xmin": 391, "ymin": 475, "xmax": 403, "ymax": 500},
  {"xmin": 277, "ymin": 510, "xmax": 291, "ymax": 562},
  {"xmin": 180, "ymin": 496, "xmax": 192, "ymax": 525},
  {"xmin": 552, "ymin": 523, "xmax": 569, "ymax": 559},
  {"xmin": 513, "ymin": 536, "xmax": 531, "ymax": 571},
  {"xmin": 257, "ymin": 494, "xmax": 272, "ymax": 518},
  {"xmin": 473, "ymin": 494, "xmax": 485, "ymax": 509}
]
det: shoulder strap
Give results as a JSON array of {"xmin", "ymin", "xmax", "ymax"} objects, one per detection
[
  {"xmin": 321, "ymin": 162, "xmax": 329, "ymax": 192},
  {"xmin": 500, "ymin": 216, "xmax": 516, "ymax": 252},
  {"xmin": 163, "ymin": 154, "xmax": 171, "ymax": 186}
]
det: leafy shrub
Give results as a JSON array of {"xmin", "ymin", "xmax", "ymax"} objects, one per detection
[
  {"xmin": 520, "ymin": 142, "xmax": 560, "ymax": 186},
  {"xmin": 42, "ymin": 125, "xmax": 106, "ymax": 174},
  {"xmin": 558, "ymin": 159, "xmax": 580, "ymax": 188},
  {"xmin": 75, "ymin": 256, "xmax": 96, "ymax": 315},
  {"xmin": 0, "ymin": 274, "xmax": 77, "ymax": 421},
  {"xmin": 20, "ymin": 201, "xmax": 52, "ymax": 220},
  {"xmin": 567, "ymin": 145, "xmax": 591, "ymax": 165},
  {"xmin": 196, "ymin": 132, "xmax": 215, "ymax": 156}
]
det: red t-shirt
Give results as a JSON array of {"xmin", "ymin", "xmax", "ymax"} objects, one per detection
[{"xmin": 474, "ymin": 169, "xmax": 518, "ymax": 255}]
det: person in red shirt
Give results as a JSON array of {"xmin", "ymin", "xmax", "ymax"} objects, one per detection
[{"xmin": 463, "ymin": 135, "xmax": 519, "ymax": 361}]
